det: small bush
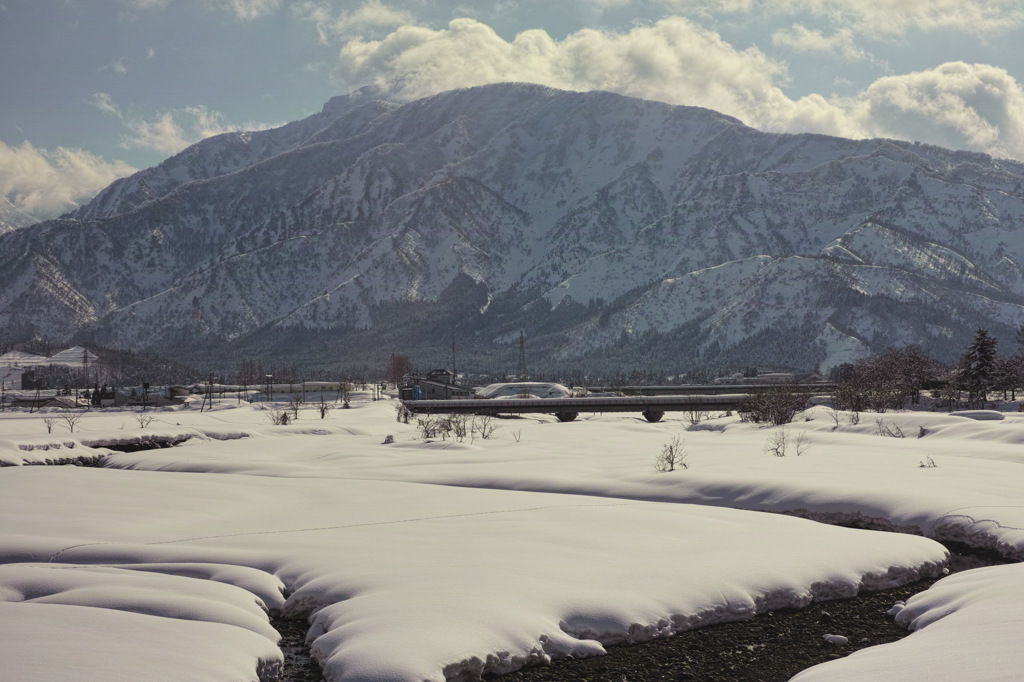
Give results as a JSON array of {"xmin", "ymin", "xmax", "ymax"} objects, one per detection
[
  {"xmin": 763, "ymin": 428, "xmax": 809, "ymax": 457},
  {"xmin": 472, "ymin": 414, "xmax": 497, "ymax": 441},
  {"xmin": 449, "ymin": 414, "xmax": 469, "ymax": 442},
  {"xmin": 739, "ymin": 385, "xmax": 809, "ymax": 426},
  {"xmin": 416, "ymin": 415, "xmax": 438, "ymax": 439},
  {"xmin": 62, "ymin": 412, "xmax": 84, "ymax": 433},
  {"xmin": 318, "ymin": 396, "xmax": 332, "ymax": 419},
  {"xmin": 875, "ymin": 418, "xmax": 905, "ymax": 438},
  {"xmin": 685, "ymin": 410, "xmax": 709, "ymax": 428},
  {"xmin": 654, "ymin": 436, "xmax": 688, "ymax": 472}
]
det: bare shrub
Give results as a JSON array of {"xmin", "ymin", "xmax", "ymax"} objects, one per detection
[
  {"xmin": 318, "ymin": 396, "xmax": 332, "ymax": 420},
  {"xmin": 449, "ymin": 414, "xmax": 469, "ymax": 442},
  {"xmin": 472, "ymin": 414, "xmax": 497, "ymax": 441},
  {"xmin": 42, "ymin": 417, "xmax": 57, "ymax": 434},
  {"xmin": 417, "ymin": 415, "xmax": 439, "ymax": 440},
  {"xmin": 134, "ymin": 414, "xmax": 155, "ymax": 429},
  {"xmin": 685, "ymin": 410, "xmax": 709, "ymax": 428},
  {"xmin": 654, "ymin": 436, "xmax": 688, "ymax": 472},
  {"xmin": 435, "ymin": 416, "xmax": 453, "ymax": 441},
  {"xmin": 287, "ymin": 395, "xmax": 301, "ymax": 421},
  {"xmin": 511, "ymin": 428, "xmax": 522, "ymax": 443},
  {"xmin": 825, "ymin": 406, "xmax": 842, "ymax": 430},
  {"xmin": 62, "ymin": 412, "xmax": 84, "ymax": 433},
  {"xmin": 268, "ymin": 409, "xmax": 290, "ymax": 426},
  {"xmin": 919, "ymin": 456, "xmax": 938, "ymax": 468},
  {"xmin": 848, "ymin": 411, "xmax": 861, "ymax": 425},
  {"xmin": 875, "ymin": 418, "xmax": 905, "ymax": 438},
  {"xmin": 740, "ymin": 385, "xmax": 809, "ymax": 426},
  {"xmin": 763, "ymin": 428, "xmax": 810, "ymax": 457},
  {"xmin": 395, "ymin": 402, "xmax": 412, "ymax": 424}
]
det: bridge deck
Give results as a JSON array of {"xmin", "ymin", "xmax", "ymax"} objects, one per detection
[{"xmin": 402, "ymin": 394, "xmax": 758, "ymax": 421}]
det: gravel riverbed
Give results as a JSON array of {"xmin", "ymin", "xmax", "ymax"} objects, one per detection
[{"xmin": 276, "ymin": 544, "xmax": 1007, "ymax": 682}]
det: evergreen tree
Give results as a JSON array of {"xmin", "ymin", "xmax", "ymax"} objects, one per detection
[{"xmin": 959, "ymin": 328, "xmax": 998, "ymax": 408}]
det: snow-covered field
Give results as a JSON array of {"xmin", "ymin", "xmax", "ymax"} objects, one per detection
[{"xmin": 3, "ymin": 396, "xmax": 1024, "ymax": 680}]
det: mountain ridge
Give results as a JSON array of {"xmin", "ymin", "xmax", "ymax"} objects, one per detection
[{"xmin": 3, "ymin": 83, "xmax": 1024, "ymax": 375}]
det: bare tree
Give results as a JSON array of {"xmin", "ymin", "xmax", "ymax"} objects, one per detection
[
  {"xmin": 134, "ymin": 413, "xmax": 155, "ymax": 429},
  {"xmin": 685, "ymin": 410, "xmax": 709, "ymax": 428},
  {"xmin": 654, "ymin": 436, "xmax": 688, "ymax": 472},
  {"xmin": 740, "ymin": 385, "xmax": 808, "ymax": 425},
  {"xmin": 386, "ymin": 354, "xmax": 414, "ymax": 387},
  {"xmin": 317, "ymin": 395, "xmax": 332, "ymax": 420},
  {"xmin": 62, "ymin": 411, "xmax": 84, "ymax": 433},
  {"xmin": 472, "ymin": 414, "xmax": 497, "ymax": 441},
  {"xmin": 763, "ymin": 428, "xmax": 810, "ymax": 457},
  {"xmin": 267, "ymin": 408, "xmax": 290, "ymax": 426},
  {"xmin": 42, "ymin": 417, "xmax": 57, "ymax": 434}
]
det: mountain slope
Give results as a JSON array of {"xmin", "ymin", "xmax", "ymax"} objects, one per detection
[{"xmin": 3, "ymin": 83, "xmax": 1024, "ymax": 374}]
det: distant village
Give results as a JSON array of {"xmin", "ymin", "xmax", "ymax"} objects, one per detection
[{"xmin": 0, "ymin": 346, "xmax": 98, "ymax": 391}]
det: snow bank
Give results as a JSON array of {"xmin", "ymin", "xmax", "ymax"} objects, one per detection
[
  {"xmin": 0, "ymin": 466, "xmax": 945, "ymax": 681},
  {"xmin": 0, "ymin": 563, "xmax": 283, "ymax": 682},
  {"xmin": 9, "ymin": 398, "xmax": 1024, "ymax": 680},
  {"xmin": 793, "ymin": 564, "xmax": 1024, "ymax": 681}
]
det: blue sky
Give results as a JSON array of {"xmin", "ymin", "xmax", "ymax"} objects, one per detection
[{"xmin": 3, "ymin": 0, "xmax": 1024, "ymax": 219}]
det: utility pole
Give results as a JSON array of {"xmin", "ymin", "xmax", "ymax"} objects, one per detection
[
  {"xmin": 82, "ymin": 346, "xmax": 90, "ymax": 391},
  {"xmin": 517, "ymin": 330, "xmax": 527, "ymax": 380}
]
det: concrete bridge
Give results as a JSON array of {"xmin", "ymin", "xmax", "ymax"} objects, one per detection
[{"xmin": 401, "ymin": 390, "xmax": 827, "ymax": 423}]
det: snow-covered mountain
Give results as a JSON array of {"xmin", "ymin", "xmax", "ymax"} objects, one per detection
[
  {"xmin": 3, "ymin": 83, "xmax": 1024, "ymax": 374},
  {"xmin": 0, "ymin": 198, "xmax": 38, "ymax": 235}
]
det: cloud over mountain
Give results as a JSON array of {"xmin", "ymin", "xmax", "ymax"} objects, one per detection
[
  {"xmin": 0, "ymin": 141, "xmax": 136, "ymax": 219},
  {"xmin": 331, "ymin": 17, "xmax": 1024, "ymax": 162}
]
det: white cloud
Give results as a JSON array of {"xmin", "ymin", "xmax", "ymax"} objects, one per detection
[
  {"xmin": 89, "ymin": 92, "xmax": 279, "ymax": 155},
  {"xmin": 0, "ymin": 141, "xmax": 136, "ymax": 219},
  {"xmin": 88, "ymin": 92, "xmax": 120, "ymax": 117},
  {"xmin": 656, "ymin": 0, "xmax": 1024, "ymax": 38},
  {"xmin": 336, "ymin": 17, "xmax": 788, "ymax": 119},
  {"xmin": 118, "ymin": 0, "xmax": 280, "ymax": 20},
  {"xmin": 771, "ymin": 25, "xmax": 868, "ymax": 62},
  {"xmin": 331, "ymin": 17, "xmax": 1024, "ymax": 161},
  {"xmin": 100, "ymin": 56, "xmax": 129, "ymax": 75},
  {"xmin": 121, "ymin": 112, "xmax": 193, "ymax": 155},
  {"xmin": 294, "ymin": 0, "xmax": 413, "ymax": 43},
  {"xmin": 850, "ymin": 62, "xmax": 1024, "ymax": 160},
  {"xmin": 223, "ymin": 0, "xmax": 281, "ymax": 21},
  {"xmin": 778, "ymin": 0, "xmax": 1024, "ymax": 38}
]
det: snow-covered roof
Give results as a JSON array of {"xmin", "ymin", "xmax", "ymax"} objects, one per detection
[
  {"xmin": 475, "ymin": 382, "xmax": 572, "ymax": 399},
  {"xmin": 44, "ymin": 346, "xmax": 100, "ymax": 368},
  {"xmin": 0, "ymin": 351, "xmax": 48, "ymax": 367}
]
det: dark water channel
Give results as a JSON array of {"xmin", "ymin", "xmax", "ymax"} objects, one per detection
[{"xmin": 272, "ymin": 617, "xmax": 326, "ymax": 682}]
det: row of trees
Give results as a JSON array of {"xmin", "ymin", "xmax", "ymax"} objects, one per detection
[{"xmin": 831, "ymin": 326, "xmax": 1024, "ymax": 412}]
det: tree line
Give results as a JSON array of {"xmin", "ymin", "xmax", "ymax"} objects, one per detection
[{"xmin": 831, "ymin": 326, "xmax": 1024, "ymax": 412}]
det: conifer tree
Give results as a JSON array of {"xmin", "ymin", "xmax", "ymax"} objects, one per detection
[{"xmin": 959, "ymin": 328, "xmax": 998, "ymax": 408}]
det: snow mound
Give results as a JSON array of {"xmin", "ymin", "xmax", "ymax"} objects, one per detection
[
  {"xmin": 949, "ymin": 410, "xmax": 1005, "ymax": 421},
  {"xmin": 0, "ymin": 563, "xmax": 283, "ymax": 682},
  {"xmin": 794, "ymin": 564, "xmax": 1024, "ymax": 681}
]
